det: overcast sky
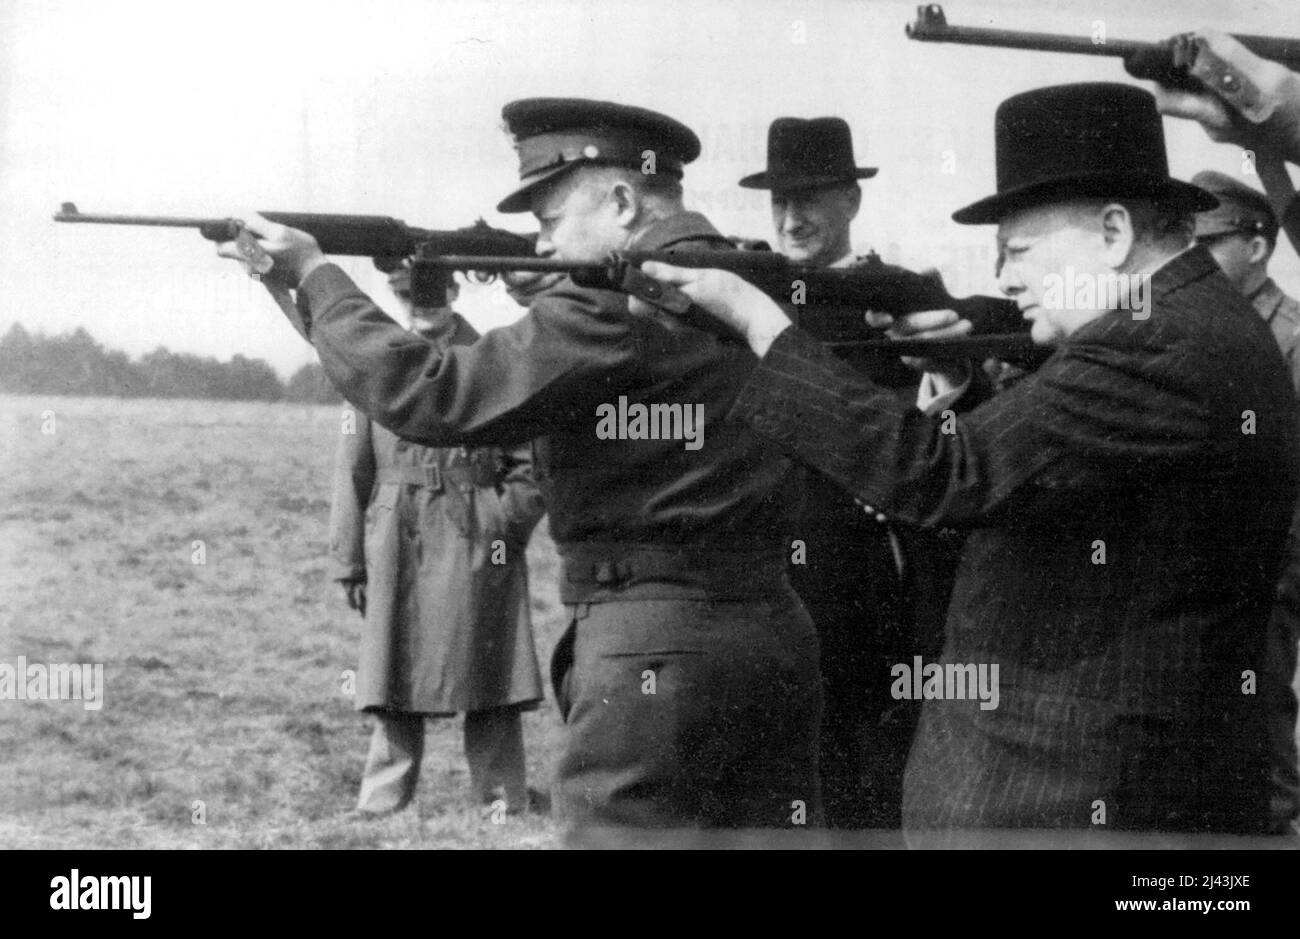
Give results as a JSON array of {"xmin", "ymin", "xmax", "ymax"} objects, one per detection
[{"xmin": 1, "ymin": 0, "xmax": 1295, "ymax": 378}]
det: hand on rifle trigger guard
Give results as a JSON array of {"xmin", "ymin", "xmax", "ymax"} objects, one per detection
[
  {"xmin": 864, "ymin": 308, "xmax": 972, "ymax": 379},
  {"xmin": 214, "ymin": 213, "xmax": 329, "ymax": 290},
  {"xmin": 502, "ymin": 269, "xmax": 565, "ymax": 307},
  {"xmin": 629, "ymin": 261, "xmax": 793, "ymax": 357},
  {"xmin": 342, "ymin": 580, "xmax": 367, "ymax": 617}
]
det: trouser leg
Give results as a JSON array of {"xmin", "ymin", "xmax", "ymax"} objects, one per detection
[
  {"xmin": 356, "ymin": 710, "xmax": 424, "ymax": 813},
  {"xmin": 1266, "ymin": 506, "xmax": 1300, "ymax": 832},
  {"xmin": 464, "ymin": 706, "xmax": 527, "ymax": 809},
  {"xmin": 553, "ymin": 595, "xmax": 821, "ymax": 831},
  {"xmin": 1264, "ymin": 607, "xmax": 1300, "ymax": 833},
  {"xmin": 809, "ymin": 601, "xmax": 874, "ymax": 829}
]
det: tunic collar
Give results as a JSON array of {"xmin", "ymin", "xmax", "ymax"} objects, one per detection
[
  {"xmin": 1248, "ymin": 278, "xmax": 1286, "ymax": 325},
  {"xmin": 626, "ymin": 211, "xmax": 730, "ymax": 252}
]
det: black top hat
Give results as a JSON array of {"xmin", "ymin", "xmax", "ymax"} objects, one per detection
[
  {"xmin": 496, "ymin": 98, "xmax": 701, "ymax": 214},
  {"xmin": 738, "ymin": 117, "xmax": 878, "ymax": 191},
  {"xmin": 952, "ymin": 83, "xmax": 1217, "ymax": 225}
]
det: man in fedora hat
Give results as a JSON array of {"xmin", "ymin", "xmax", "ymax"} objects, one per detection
[
  {"xmin": 634, "ymin": 82, "xmax": 1300, "ymax": 834},
  {"xmin": 1192, "ymin": 169, "xmax": 1300, "ymax": 835},
  {"xmin": 215, "ymin": 97, "xmax": 821, "ymax": 832},
  {"xmin": 739, "ymin": 116, "xmax": 878, "ymax": 269},
  {"xmin": 740, "ymin": 117, "xmax": 924, "ymax": 831}
]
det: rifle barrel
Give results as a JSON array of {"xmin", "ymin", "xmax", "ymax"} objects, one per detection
[
  {"xmin": 422, "ymin": 256, "xmax": 580, "ymax": 273},
  {"xmin": 53, "ymin": 210, "xmax": 232, "ymax": 229},
  {"xmin": 906, "ymin": 7, "xmax": 1144, "ymax": 57},
  {"xmin": 905, "ymin": 4, "xmax": 1300, "ymax": 70},
  {"xmin": 829, "ymin": 333, "xmax": 1045, "ymax": 359}
]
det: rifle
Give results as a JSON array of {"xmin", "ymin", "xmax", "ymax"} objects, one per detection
[
  {"xmin": 54, "ymin": 202, "xmax": 1041, "ymax": 362},
  {"xmin": 411, "ymin": 247, "xmax": 1044, "ymax": 364},
  {"xmin": 906, "ymin": 4, "xmax": 1300, "ymax": 93},
  {"xmin": 53, "ymin": 202, "xmax": 536, "ymax": 306}
]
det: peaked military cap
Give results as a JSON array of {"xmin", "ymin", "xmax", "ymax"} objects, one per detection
[
  {"xmin": 1191, "ymin": 170, "xmax": 1279, "ymax": 241},
  {"xmin": 952, "ymin": 83, "xmax": 1217, "ymax": 225},
  {"xmin": 496, "ymin": 97, "xmax": 701, "ymax": 213}
]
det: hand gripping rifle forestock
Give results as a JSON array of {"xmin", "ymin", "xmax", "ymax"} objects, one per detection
[
  {"xmin": 906, "ymin": 4, "xmax": 1300, "ymax": 94},
  {"xmin": 414, "ymin": 248, "xmax": 1043, "ymax": 364}
]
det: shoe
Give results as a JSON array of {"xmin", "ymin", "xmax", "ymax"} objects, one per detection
[
  {"xmin": 518, "ymin": 787, "xmax": 551, "ymax": 816},
  {"xmin": 476, "ymin": 786, "xmax": 549, "ymax": 819},
  {"xmin": 343, "ymin": 801, "xmax": 412, "ymax": 821}
]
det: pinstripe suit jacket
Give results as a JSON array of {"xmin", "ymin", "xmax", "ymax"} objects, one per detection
[{"xmin": 732, "ymin": 247, "xmax": 1300, "ymax": 832}]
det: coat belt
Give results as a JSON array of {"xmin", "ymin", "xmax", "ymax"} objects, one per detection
[
  {"xmin": 557, "ymin": 542, "xmax": 793, "ymax": 603},
  {"xmin": 377, "ymin": 465, "xmax": 446, "ymax": 490},
  {"xmin": 377, "ymin": 458, "xmax": 499, "ymax": 492}
]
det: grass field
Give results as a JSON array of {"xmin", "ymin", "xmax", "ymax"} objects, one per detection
[
  {"xmin": 6, "ymin": 393, "xmax": 1300, "ymax": 853},
  {"xmin": 0, "ymin": 394, "xmax": 567, "ymax": 849}
]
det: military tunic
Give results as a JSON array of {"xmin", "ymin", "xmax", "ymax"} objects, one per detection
[
  {"xmin": 1251, "ymin": 277, "xmax": 1300, "ymax": 831},
  {"xmin": 299, "ymin": 212, "xmax": 820, "ymax": 829},
  {"xmin": 1252, "ymin": 278, "xmax": 1300, "ymax": 394}
]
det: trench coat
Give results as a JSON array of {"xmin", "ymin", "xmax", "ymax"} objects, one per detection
[{"xmin": 329, "ymin": 316, "xmax": 546, "ymax": 716}]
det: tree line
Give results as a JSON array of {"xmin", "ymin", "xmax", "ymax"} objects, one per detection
[{"xmin": 0, "ymin": 324, "xmax": 341, "ymax": 403}]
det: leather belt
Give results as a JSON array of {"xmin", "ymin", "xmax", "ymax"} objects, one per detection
[{"xmin": 557, "ymin": 541, "xmax": 792, "ymax": 603}]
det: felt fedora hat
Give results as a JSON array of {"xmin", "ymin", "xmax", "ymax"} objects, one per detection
[
  {"xmin": 952, "ymin": 83, "xmax": 1217, "ymax": 225},
  {"xmin": 738, "ymin": 117, "xmax": 878, "ymax": 191}
]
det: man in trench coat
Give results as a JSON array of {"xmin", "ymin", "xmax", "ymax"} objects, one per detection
[{"xmin": 330, "ymin": 268, "xmax": 546, "ymax": 816}]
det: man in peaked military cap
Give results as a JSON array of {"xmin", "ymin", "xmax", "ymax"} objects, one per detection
[
  {"xmin": 740, "ymin": 117, "xmax": 923, "ymax": 831},
  {"xmin": 494, "ymin": 98, "xmax": 699, "ymax": 212},
  {"xmin": 634, "ymin": 83, "xmax": 1300, "ymax": 835},
  {"xmin": 1192, "ymin": 170, "xmax": 1300, "ymax": 391},
  {"xmin": 1192, "ymin": 169, "xmax": 1300, "ymax": 835},
  {"xmin": 218, "ymin": 98, "xmax": 821, "ymax": 832}
]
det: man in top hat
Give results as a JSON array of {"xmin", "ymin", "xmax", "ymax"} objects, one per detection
[
  {"xmin": 1192, "ymin": 169, "xmax": 1300, "ymax": 835},
  {"xmin": 633, "ymin": 82, "xmax": 1300, "ymax": 834},
  {"xmin": 218, "ymin": 98, "xmax": 820, "ymax": 832},
  {"xmin": 739, "ymin": 117, "xmax": 924, "ymax": 830}
]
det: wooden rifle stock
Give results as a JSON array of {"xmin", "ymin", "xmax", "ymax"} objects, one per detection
[{"xmin": 906, "ymin": 4, "xmax": 1300, "ymax": 92}]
